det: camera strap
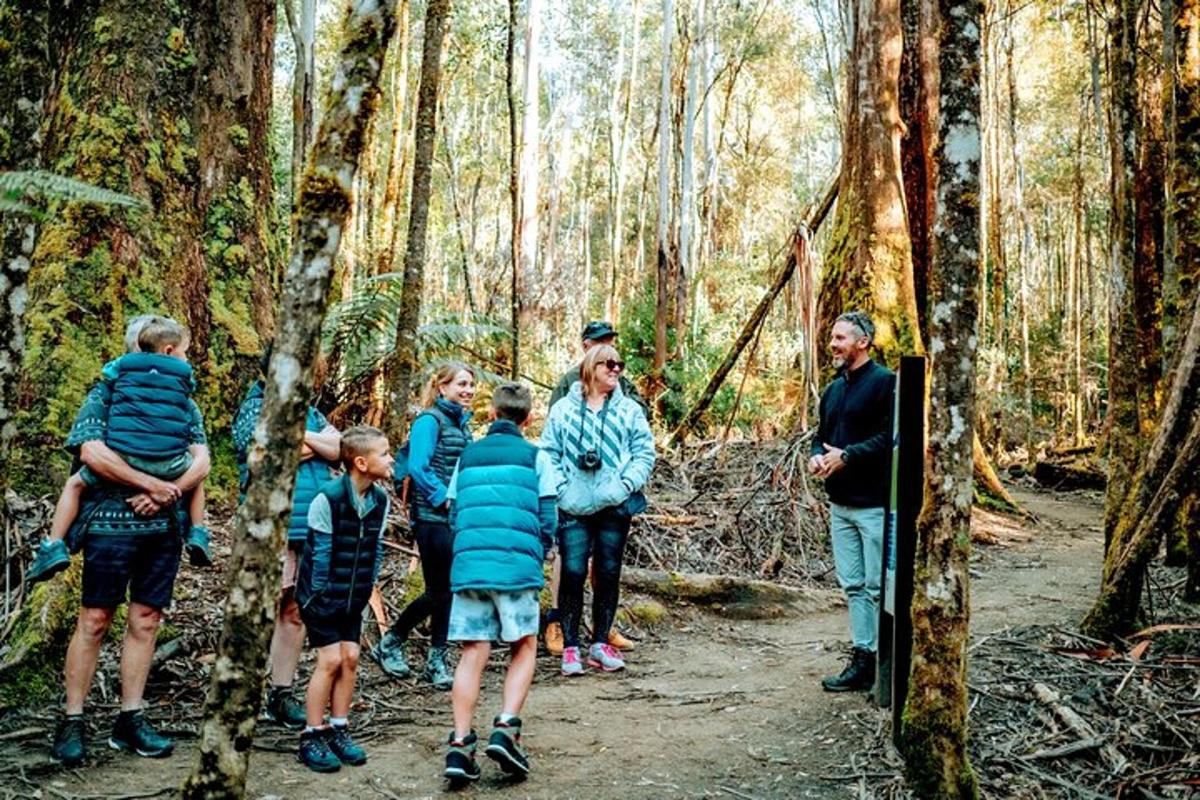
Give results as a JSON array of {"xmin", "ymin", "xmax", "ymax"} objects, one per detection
[{"xmin": 576, "ymin": 391, "xmax": 612, "ymax": 459}]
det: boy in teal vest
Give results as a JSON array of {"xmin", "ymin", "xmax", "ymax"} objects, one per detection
[
  {"xmin": 294, "ymin": 425, "xmax": 393, "ymax": 773},
  {"xmin": 442, "ymin": 383, "xmax": 558, "ymax": 784},
  {"xmin": 27, "ymin": 316, "xmax": 212, "ymax": 587}
]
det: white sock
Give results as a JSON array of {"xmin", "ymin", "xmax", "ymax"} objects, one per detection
[
  {"xmin": 497, "ymin": 713, "xmax": 516, "ymax": 724},
  {"xmin": 329, "ymin": 717, "xmax": 348, "ymax": 728},
  {"xmin": 303, "ymin": 725, "xmax": 320, "ymax": 734}
]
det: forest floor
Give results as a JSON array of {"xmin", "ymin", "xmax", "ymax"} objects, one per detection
[{"xmin": 3, "ymin": 483, "xmax": 1198, "ymax": 800}]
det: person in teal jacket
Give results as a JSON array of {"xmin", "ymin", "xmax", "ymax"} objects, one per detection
[
  {"xmin": 441, "ymin": 383, "xmax": 558, "ymax": 784},
  {"xmin": 232, "ymin": 344, "xmax": 341, "ymax": 729}
]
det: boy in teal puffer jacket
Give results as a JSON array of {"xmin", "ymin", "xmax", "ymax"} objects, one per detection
[{"xmin": 442, "ymin": 383, "xmax": 558, "ymax": 784}]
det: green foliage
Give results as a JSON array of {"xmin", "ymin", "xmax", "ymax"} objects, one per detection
[{"xmin": 0, "ymin": 169, "xmax": 146, "ymax": 218}]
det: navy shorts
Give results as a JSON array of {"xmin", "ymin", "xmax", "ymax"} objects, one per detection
[
  {"xmin": 81, "ymin": 533, "xmax": 182, "ymax": 610},
  {"xmin": 301, "ymin": 608, "xmax": 364, "ymax": 649}
]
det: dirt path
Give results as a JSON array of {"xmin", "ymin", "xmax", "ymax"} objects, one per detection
[{"xmin": 9, "ymin": 486, "xmax": 1104, "ymax": 800}]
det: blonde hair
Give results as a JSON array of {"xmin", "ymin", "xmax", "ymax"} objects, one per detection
[
  {"xmin": 579, "ymin": 344, "xmax": 619, "ymax": 398},
  {"xmin": 138, "ymin": 316, "xmax": 189, "ymax": 353},
  {"xmin": 419, "ymin": 360, "xmax": 476, "ymax": 408}
]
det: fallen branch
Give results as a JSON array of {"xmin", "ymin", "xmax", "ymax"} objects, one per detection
[
  {"xmin": 620, "ymin": 566, "xmax": 842, "ymax": 619},
  {"xmin": 1032, "ymin": 682, "xmax": 1128, "ymax": 775}
]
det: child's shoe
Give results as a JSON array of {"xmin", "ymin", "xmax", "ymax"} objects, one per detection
[
  {"xmin": 298, "ymin": 729, "xmax": 341, "ymax": 773},
  {"xmin": 485, "ymin": 716, "xmax": 529, "ymax": 776},
  {"xmin": 444, "ymin": 731, "xmax": 481, "ymax": 783},
  {"xmin": 263, "ymin": 684, "xmax": 307, "ymax": 730},
  {"xmin": 608, "ymin": 628, "xmax": 635, "ymax": 650},
  {"xmin": 26, "ymin": 538, "xmax": 70, "ymax": 587},
  {"xmin": 184, "ymin": 525, "xmax": 213, "ymax": 567},
  {"xmin": 587, "ymin": 642, "xmax": 625, "ymax": 672},
  {"xmin": 560, "ymin": 646, "xmax": 585, "ymax": 676},
  {"xmin": 544, "ymin": 621, "xmax": 564, "ymax": 655},
  {"xmin": 424, "ymin": 646, "xmax": 454, "ymax": 690},
  {"xmin": 369, "ymin": 631, "xmax": 412, "ymax": 678},
  {"xmin": 326, "ymin": 724, "xmax": 367, "ymax": 765}
]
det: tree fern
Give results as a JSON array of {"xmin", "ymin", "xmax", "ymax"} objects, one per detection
[{"xmin": 0, "ymin": 170, "xmax": 146, "ymax": 218}]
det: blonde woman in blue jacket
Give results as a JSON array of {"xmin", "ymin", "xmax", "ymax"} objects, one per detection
[{"xmin": 539, "ymin": 344, "xmax": 655, "ymax": 676}]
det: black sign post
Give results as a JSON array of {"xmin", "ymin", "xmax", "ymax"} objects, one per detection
[{"xmin": 873, "ymin": 357, "xmax": 926, "ymax": 746}]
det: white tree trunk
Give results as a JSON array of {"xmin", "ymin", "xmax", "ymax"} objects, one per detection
[
  {"xmin": 655, "ymin": 0, "xmax": 674, "ymax": 371},
  {"xmin": 680, "ymin": 0, "xmax": 700, "ymax": 312},
  {"xmin": 519, "ymin": 0, "xmax": 542, "ymax": 282}
]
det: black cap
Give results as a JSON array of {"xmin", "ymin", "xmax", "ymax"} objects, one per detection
[{"xmin": 581, "ymin": 320, "xmax": 618, "ymax": 341}]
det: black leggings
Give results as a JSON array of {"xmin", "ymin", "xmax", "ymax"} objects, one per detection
[
  {"xmin": 557, "ymin": 507, "xmax": 631, "ymax": 649},
  {"xmin": 389, "ymin": 520, "xmax": 453, "ymax": 648}
]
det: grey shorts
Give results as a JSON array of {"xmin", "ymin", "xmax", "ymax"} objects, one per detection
[{"xmin": 448, "ymin": 589, "xmax": 540, "ymax": 643}]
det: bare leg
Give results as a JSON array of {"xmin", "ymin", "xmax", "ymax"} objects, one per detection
[
  {"xmin": 305, "ymin": 644, "xmax": 342, "ymax": 727},
  {"xmin": 63, "ymin": 606, "xmax": 116, "ymax": 715},
  {"xmin": 270, "ymin": 592, "xmax": 306, "ymax": 687},
  {"xmin": 451, "ymin": 641, "xmax": 491, "ymax": 738},
  {"xmin": 501, "ymin": 636, "xmax": 537, "ymax": 717},
  {"xmin": 329, "ymin": 643, "xmax": 359, "ymax": 719},
  {"xmin": 188, "ymin": 484, "xmax": 206, "ymax": 527},
  {"xmin": 49, "ymin": 473, "xmax": 87, "ymax": 543},
  {"xmin": 119, "ymin": 602, "xmax": 163, "ymax": 711}
]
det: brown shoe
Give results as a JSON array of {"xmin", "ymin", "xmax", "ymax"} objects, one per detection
[
  {"xmin": 608, "ymin": 629, "xmax": 635, "ymax": 651},
  {"xmin": 545, "ymin": 621, "xmax": 564, "ymax": 655}
]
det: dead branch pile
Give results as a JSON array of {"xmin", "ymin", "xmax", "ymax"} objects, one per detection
[{"xmin": 626, "ymin": 435, "xmax": 837, "ymax": 589}]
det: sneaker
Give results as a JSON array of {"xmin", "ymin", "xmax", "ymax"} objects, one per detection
[
  {"xmin": 52, "ymin": 715, "xmax": 86, "ymax": 767},
  {"xmin": 587, "ymin": 642, "xmax": 625, "ymax": 672},
  {"xmin": 369, "ymin": 631, "xmax": 412, "ymax": 678},
  {"xmin": 485, "ymin": 716, "xmax": 529, "ymax": 776},
  {"xmin": 184, "ymin": 525, "xmax": 213, "ymax": 567},
  {"xmin": 326, "ymin": 724, "xmax": 367, "ymax": 765},
  {"xmin": 109, "ymin": 710, "xmax": 173, "ymax": 758},
  {"xmin": 424, "ymin": 646, "xmax": 454, "ymax": 691},
  {"xmin": 607, "ymin": 628, "xmax": 635, "ymax": 650},
  {"xmin": 444, "ymin": 731, "xmax": 481, "ymax": 783},
  {"xmin": 544, "ymin": 621, "xmax": 564, "ymax": 656},
  {"xmin": 26, "ymin": 538, "xmax": 70, "ymax": 587},
  {"xmin": 298, "ymin": 728, "xmax": 341, "ymax": 773},
  {"xmin": 560, "ymin": 646, "xmax": 585, "ymax": 676},
  {"xmin": 821, "ymin": 647, "xmax": 876, "ymax": 693},
  {"xmin": 263, "ymin": 685, "xmax": 307, "ymax": 730}
]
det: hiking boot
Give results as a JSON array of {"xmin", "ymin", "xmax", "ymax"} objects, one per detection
[
  {"xmin": 109, "ymin": 710, "xmax": 173, "ymax": 758},
  {"xmin": 544, "ymin": 621, "xmax": 564, "ymax": 656},
  {"xmin": 263, "ymin": 684, "xmax": 307, "ymax": 730},
  {"xmin": 444, "ymin": 731, "xmax": 481, "ymax": 783},
  {"xmin": 298, "ymin": 728, "xmax": 341, "ymax": 773},
  {"xmin": 821, "ymin": 647, "xmax": 876, "ymax": 693},
  {"xmin": 560, "ymin": 646, "xmax": 585, "ymax": 676},
  {"xmin": 369, "ymin": 630, "xmax": 412, "ymax": 678},
  {"xmin": 27, "ymin": 538, "xmax": 70, "ymax": 587},
  {"xmin": 608, "ymin": 628, "xmax": 635, "ymax": 651},
  {"xmin": 587, "ymin": 642, "xmax": 625, "ymax": 672},
  {"xmin": 485, "ymin": 716, "xmax": 529, "ymax": 776},
  {"xmin": 184, "ymin": 525, "xmax": 213, "ymax": 567},
  {"xmin": 326, "ymin": 724, "xmax": 367, "ymax": 765},
  {"xmin": 424, "ymin": 646, "xmax": 454, "ymax": 690},
  {"xmin": 52, "ymin": 714, "xmax": 86, "ymax": 767}
]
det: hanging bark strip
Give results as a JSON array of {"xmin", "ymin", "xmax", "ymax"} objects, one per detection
[
  {"xmin": 668, "ymin": 178, "xmax": 837, "ymax": 448},
  {"xmin": 181, "ymin": 2, "xmax": 397, "ymax": 796},
  {"xmin": 900, "ymin": 0, "xmax": 983, "ymax": 794}
]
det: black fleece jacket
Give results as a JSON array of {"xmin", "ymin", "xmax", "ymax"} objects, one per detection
[{"xmin": 811, "ymin": 358, "xmax": 896, "ymax": 508}]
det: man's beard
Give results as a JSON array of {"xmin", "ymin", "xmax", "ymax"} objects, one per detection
[{"xmin": 831, "ymin": 354, "xmax": 846, "ymax": 369}]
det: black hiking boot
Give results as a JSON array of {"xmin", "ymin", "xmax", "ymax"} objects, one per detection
[
  {"xmin": 263, "ymin": 684, "xmax": 307, "ymax": 730},
  {"xmin": 109, "ymin": 710, "xmax": 174, "ymax": 757},
  {"xmin": 485, "ymin": 716, "xmax": 529, "ymax": 776},
  {"xmin": 444, "ymin": 731, "xmax": 481, "ymax": 784},
  {"xmin": 298, "ymin": 728, "xmax": 341, "ymax": 773},
  {"xmin": 821, "ymin": 647, "xmax": 876, "ymax": 693},
  {"xmin": 52, "ymin": 714, "xmax": 86, "ymax": 767},
  {"xmin": 327, "ymin": 724, "xmax": 368, "ymax": 765}
]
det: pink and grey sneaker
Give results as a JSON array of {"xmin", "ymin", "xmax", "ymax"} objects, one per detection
[
  {"xmin": 587, "ymin": 642, "xmax": 625, "ymax": 672},
  {"xmin": 560, "ymin": 646, "xmax": 586, "ymax": 676}
]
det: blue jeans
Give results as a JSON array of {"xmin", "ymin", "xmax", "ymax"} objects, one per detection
[
  {"xmin": 557, "ymin": 507, "xmax": 631, "ymax": 649},
  {"xmin": 829, "ymin": 503, "xmax": 886, "ymax": 652}
]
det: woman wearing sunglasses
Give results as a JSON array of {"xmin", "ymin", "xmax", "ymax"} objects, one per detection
[{"xmin": 539, "ymin": 344, "xmax": 656, "ymax": 676}]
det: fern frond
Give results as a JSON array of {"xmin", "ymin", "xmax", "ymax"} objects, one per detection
[{"xmin": 0, "ymin": 170, "xmax": 147, "ymax": 218}]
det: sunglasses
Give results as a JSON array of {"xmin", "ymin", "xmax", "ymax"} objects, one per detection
[{"xmin": 602, "ymin": 359, "xmax": 626, "ymax": 373}]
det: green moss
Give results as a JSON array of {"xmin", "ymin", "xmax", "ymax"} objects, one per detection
[
  {"xmin": 227, "ymin": 125, "xmax": 250, "ymax": 149},
  {"xmin": 624, "ymin": 599, "xmax": 667, "ymax": 626}
]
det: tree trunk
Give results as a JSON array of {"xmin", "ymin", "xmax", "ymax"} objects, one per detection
[
  {"xmin": 817, "ymin": 0, "xmax": 918, "ymax": 372},
  {"xmin": 518, "ymin": 0, "xmax": 541, "ymax": 285},
  {"xmin": 386, "ymin": 0, "xmax": 451, "ymax": 436},
  {"xmin": 900, "ymin": 0, "xmax": 982, "ymax": 796},
  {"xmin": 607, "ymin": 1, "xmax": 642, "ymax": 323},
  {"xmin": 676, "ymin": 0, "xmax": 699, "ymax": 359},
  {"xmin": 20, "ymin": 0, "xmax": 274, "ymax": 491},
  {"xmin": 181, "ymin": 2, "xmax": 395, "ymax": 796},
  {"xmin": 286, "ymin": 0, "xmax": 316, "ymax": 225},
  {"xmin": 1133, "ymin": 46, "xmax": 1165, "ymax": 434},
  {"xmin": 655, "ymin": 0, "xmax": 675, "ymax": 377},
  {"xmin": 900, "ymin": 0, "xmax": 936, "ymax": 346},
  {"xmin": 507, "ymin": 0, "xmax": 521, "ymax": 379},
  {"xmin": 376, "ymin": 0, "xmax": 413, "ymax": 275}
]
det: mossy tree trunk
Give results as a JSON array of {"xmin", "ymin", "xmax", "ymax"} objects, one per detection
[
  {"xmin": 900, "ymin": 0, "xmax": 982, "ymax": 796},
  {"xmin": 385, "ymin": 0, "xmax": 450, "ymax": 440},
  {"xmin": 817, "ymin": 0, "xmax": 918, "ymax": 371},
  {"xmin": 18, "ymin": 0, "xmax": 275, "ymax": 492},
  {"xmin": 1179, "ymin": 0, "xmax": 1200, "ymax": 599},
  {"xmin": 181, "ymin": 1, "xmax": 398, "ymax": 797}
]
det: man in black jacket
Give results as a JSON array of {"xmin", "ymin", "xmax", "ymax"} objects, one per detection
[{"xmin": 809, "ymin": 311, "xmax": 896, "ymax": 692}]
